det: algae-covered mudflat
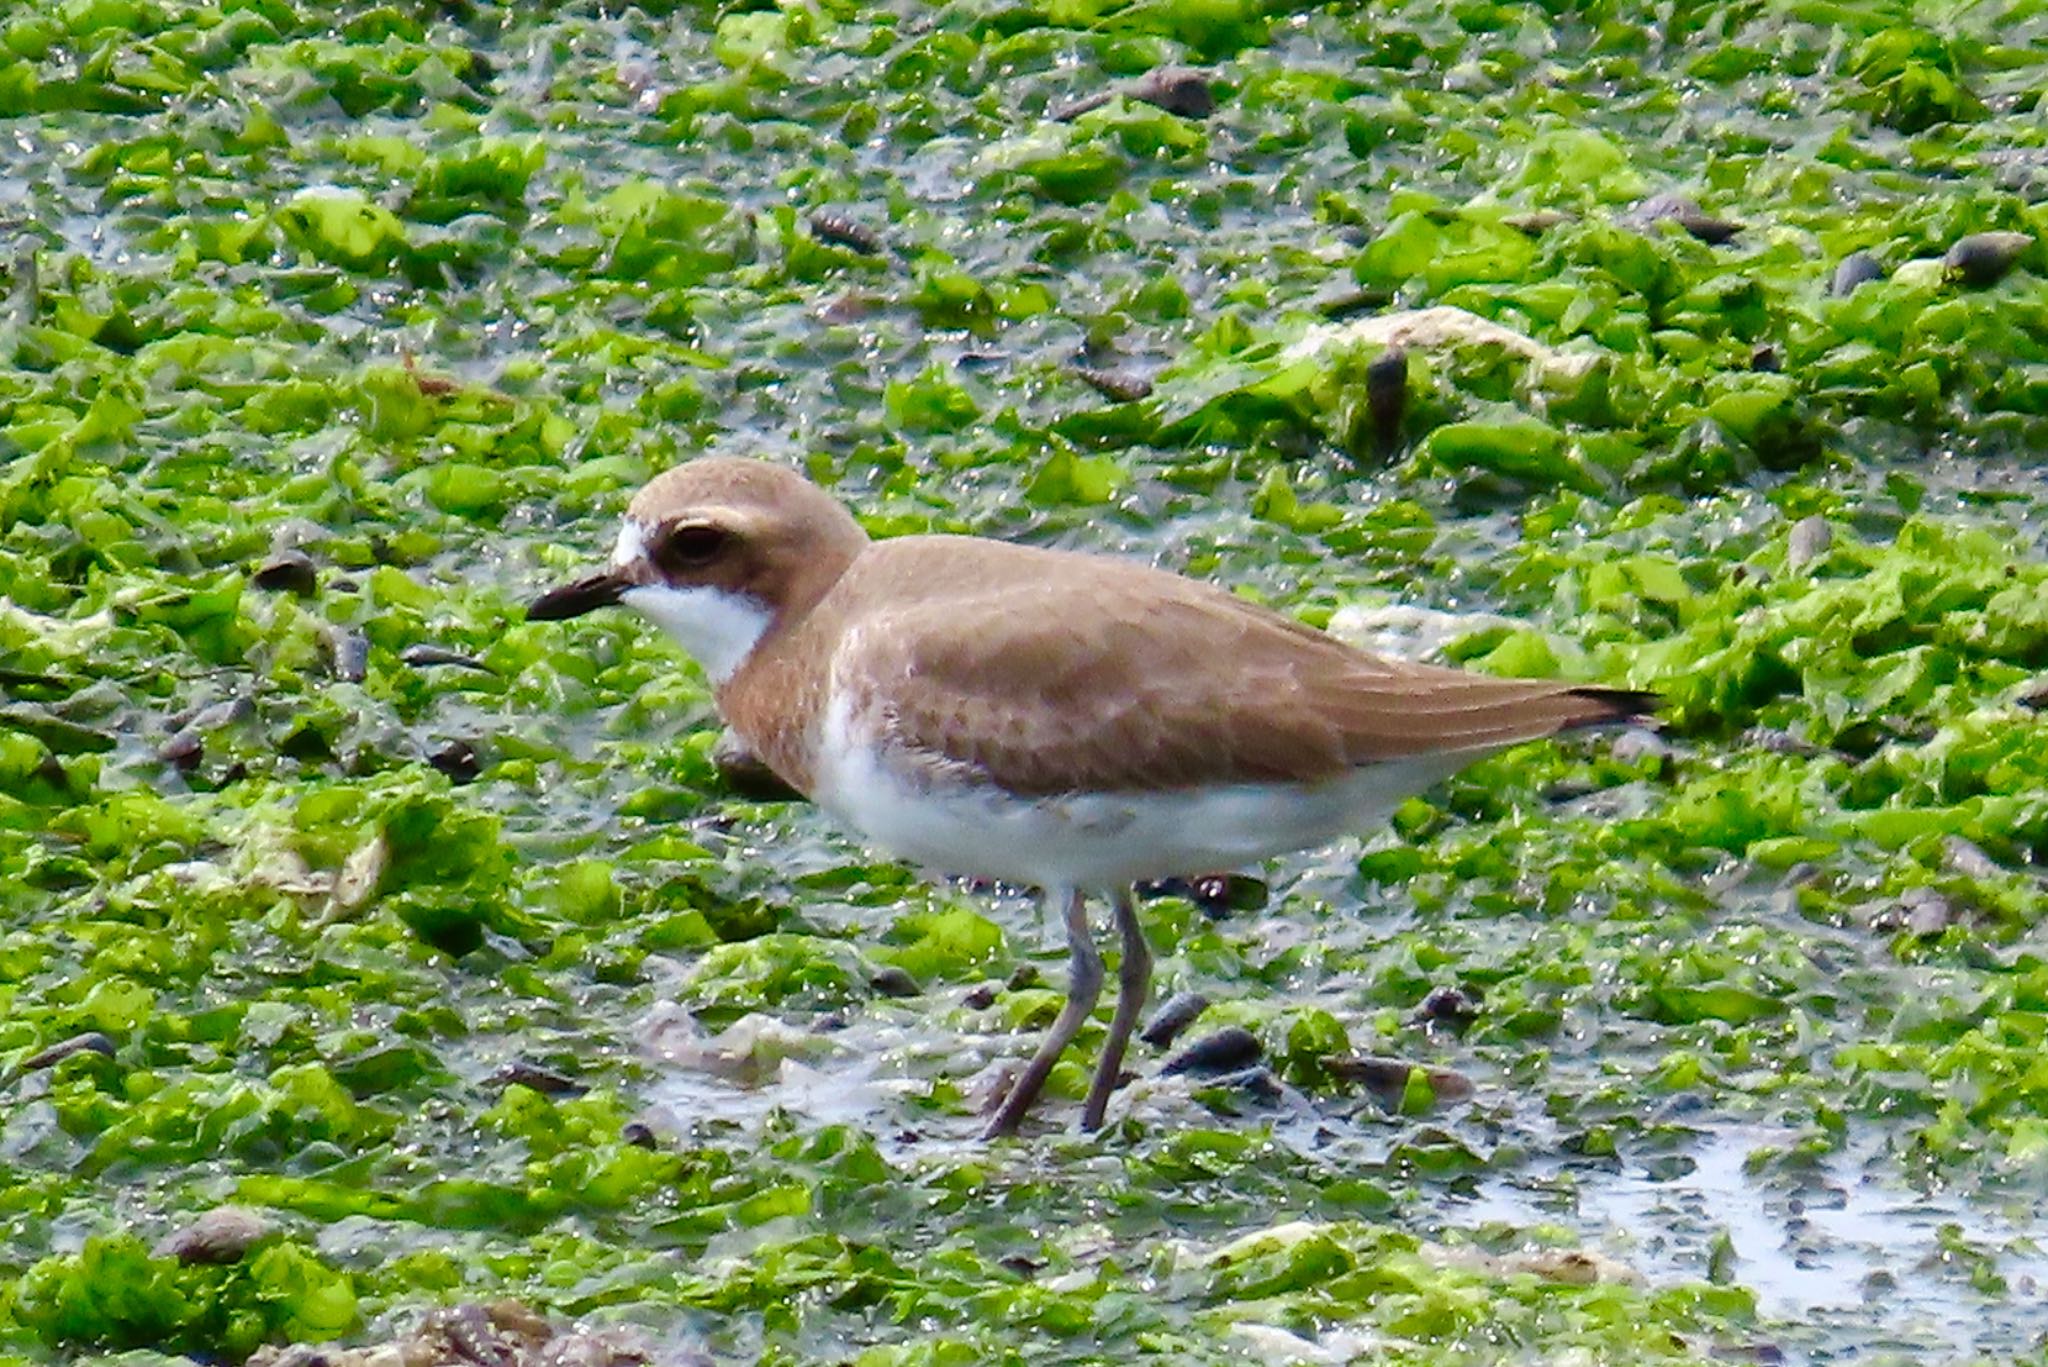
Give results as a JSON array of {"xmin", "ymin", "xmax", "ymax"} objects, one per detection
[{"xmin": 3, "ymin": 1, "xmax": 2047, "ymax": 1363}]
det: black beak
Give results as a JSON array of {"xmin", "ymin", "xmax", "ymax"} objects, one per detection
[{"xmin": 527, "ymin": 571, "xmax": 629, "ymax": 622}]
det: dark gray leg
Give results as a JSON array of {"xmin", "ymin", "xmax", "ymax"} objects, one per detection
[
  {"xmin": 984, "ymin": 888, "xmax": 1102, "ymax": 1138},
  {"xmin": 1081, "ymin": 886, "xmax": 1151, "ymax": 1132}
]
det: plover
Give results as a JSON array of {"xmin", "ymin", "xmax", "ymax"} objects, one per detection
[{"xmin": 529, "ymin": 458, "xmax": 1653, "ymax": 1136}]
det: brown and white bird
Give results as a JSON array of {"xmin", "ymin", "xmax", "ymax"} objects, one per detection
[{"xmin": 528, "ymin": 458, "xmax": 1653, "ymax": 1136}]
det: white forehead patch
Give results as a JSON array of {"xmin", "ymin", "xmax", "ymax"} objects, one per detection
[
  {"xmin": 611, "ymin": 519, "xmax": 650, "ymax": 569},
  {"xmin": 620, "ymin": 584, "xmax": 772, "ymax": 688}
]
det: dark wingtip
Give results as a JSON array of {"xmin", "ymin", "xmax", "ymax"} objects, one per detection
[
  {"xmin": 527, "ymin": 571, "xmax": 628, "ymax": 622},
  {"xmin": 1564, "ymin": 686, "xmax": 1662, "ymax": 725}
]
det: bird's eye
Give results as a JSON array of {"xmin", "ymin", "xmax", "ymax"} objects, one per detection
[{"xmin": 658, "ymin": 523, "xmax": 731, "ymax": 569}]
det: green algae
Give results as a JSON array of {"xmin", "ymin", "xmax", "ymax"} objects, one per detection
[{"xmin": 2, "ymin": 0, "xmax": 2048, "ymax": 1362}]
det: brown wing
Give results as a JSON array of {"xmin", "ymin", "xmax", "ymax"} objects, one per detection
[{"xmin": 833, "ymin": 543, "xmax": 1650, "ymax": 797}]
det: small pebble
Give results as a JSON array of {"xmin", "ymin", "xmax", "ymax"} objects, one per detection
[
  {"xmin": 21, "ymin": 1032, "xmax": 116, "ymax": 1072},
  {"xmin": 1326, "ymin": 1054, "xmax": 1476, "ymax": 1107},
  {"xmin": 1204, "ymin": 1065, "xmax": 1284, "ymax": 1102},
  {"xmin": 1138, "ymin": 991, "xmax": 1210, "ymax": 1050},
  {"xmin": 870, "ymin": 965, "xmax": 922, "ymax": 999},
  {"xmin": 1630, "ymin": 194, "xmax": 1741, "ymax": 244},
  {"xmin": 1503, "ymin": 209, "xmax": 1572, "ymax": 235},
  {"xmin": 327, "ymin": 629, "xmax": 369, "ymax": 683},
  {"xmin": 399, "ymin": 644, "xmax": 491, "ymax": 671},
  {"xmin": 808, "ymin": 211, "xmax": 883, "ymax": 256},
  {"xmin": 1413, "ymin": 985, "xmax": 1481, "ymax": 1025},
  {"xmin": 489, "ymin": 1061, "xmax": 585, "ymax": 1096},
  {"xmin": 1365, "ymin": 344, "xmax": 1407, "ymax": 453},
  {"xmin": 1609, "ymin": 727, "xmax": 1673, "ymax": 768},
  {"xmin": 1071, "ymin": 365, "xmax": 1153, "ymax": 403},
  {"xmin": 1831, "ymin": 251, "xmax": 1885, "ymax": 297},
  {"xmin": 1129, "ymin": 65, "xmax": 1215, "ymax": 118},
  {"xmin": 621, "ymin": 1121, "xmax": 659, "ymax": 1150},
  {"xmin": 1743, "ymin": 726, "xmax": 1818, "ymax": 756},
  {"xmin": 429, "ymin": 739, "xmax": 482, "ymax": 784},
  {"xmin": 1943, "ymin": 231, "xmax": 2032, "ymax": 288},
  {"xmin": 1941, "ymin": 835, "xmax": 2001, "ymax": 879},
  {"xmin": 1161, "ymin": 1026, "xmax": 1262, "ymax": 1077},
  {"xmin": 159, "ymin": 727, "xmax": 204, "ymax": 770},
  {"xmin": 1006, "ymin": 964, "xmax": 1042, "ymax": 992},
  {"xmin": 1749, "ymin": 343, "xmax": 1780, "ymax": 372},
  {"xmin": 153, "ymin": 1206, "xmax": 271, "ymax": 1265},
  {"xmin": 1315, "ymin": 284, "xmax": 1394, "ymax": 318},
  {"xmin": 961, "ymin": 981, "xmax": 1000, "ymax": 1010},
  {"xmin": 1871, "ymin": 887, "xmax": 1956, "ymax": 937},
  {"xmin": 252, "ymin": 550, "xmax": 318, "ymax": 596},
  {"xmin": 1786, "ymin": 515, "xmax": 1832, "ymax": 569}
]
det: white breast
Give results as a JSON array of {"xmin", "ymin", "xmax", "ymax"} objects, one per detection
[{"xmin": 620, "ymin": 584, "xmax": 772, "ymax": 687}]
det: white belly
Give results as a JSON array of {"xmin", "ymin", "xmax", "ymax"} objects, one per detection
[{"xmin": 810, "ymin": 727, "xmax": 1471, "ymax": 892}]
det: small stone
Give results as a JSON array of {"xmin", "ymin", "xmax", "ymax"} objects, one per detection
[
  {"xmin": 159, "ymin": 727, "xmax": 204, "ymax": 770},
  {"xmin": 621, "ymin": 1120, "xmax": 659, "ymax": 1149},
  {"xmin": 1742, "ymin": 726, "xmax": 1818, "ymax": 756},
  {"xmin": 252, "ymin": 550, "xmax": 318, "ymax": 595},
  {"xmin": 1831, "ymin": 251, "xmax": 1885, "ymax": 297},
  {"xmin": 1630, "ymin": 194, "xmax": 1741, "ymax": 245},
  {"xmin": 21, "ymin": 1032, "xmax": 116, "ymax": 1072},
  {"xmin": 1871, "ymin": 887, "xmax": 1956, "ymax": 937},
  {"xmin": 869, "ymin": 965, "xmax": 922, "ymax": 998},
  {"xmin": 399, "ymin": 643, "xmax": 490, "ymax": 671},
  {"xmin": 1071, "ymin": 365, "xmax": 1153, "ymax": 403},
  {"xmin": 1204, "ymin": 1065, "xmax": 1284, "ymax": 1103},
  {"xmin": 1365, "ymin": 343, "xmax": 1407, "ymax": 453},
  {"xmin": 1502, "ymin": 209, "xmax": 1572, "ymax": 235},
  {"xmin": 1326, "ymin": 1054, "xmax": 1475, "ymax": 1107},
  {"xmin": 429, "ymin": 739, "xmax": 482, "ymax": 784},
  {"xmin": 1006, "ymin": 964, "xmax": 1042, "ymax": 992},
  {"xmin": 1315, "ymin": 284, "xmax": 1395, "ymax": 318},
  {"xmin": 2015, "ymin": 677, "xmax": 2048, "ymax": 711},
  {"xmin": 961, "ymin": 981, "xmax": 1000, "ymax": 1010},
  {"xmin": 1129, "ymin": 65, "xmax": 1215, "ymax": 118},
  {"xmin": 1138, "ymin": 991, "xmax": 1211, "ymax": 1050},
  {"xmin": 1943, "ymin": 231, "xmax": 2032, "ymax": 288},
  {"xmin": 153, "ymin": 1206, "xmax": 272, "ymax": 1265},
  {"xmin": 490, "ymin": 1061, "xmax": 586, "ymax": 1096},
  {"xmin": 1413, "ymin": 985, "xmax": 1481, "ymax": 1025},
  {"xmin": 326, "ymin": 628, "xmax": 369, "ymax": 683},
  {"xmin": 807, "ymin": 211, "xmax": 883, "ymax": 256},
  {"xmin": 1786, "ymin": 515, "xmax": 1832, "ymax": 569},
  {"xmin": 1941, "ymin": 835, "xmax": 2001, "ymax": 879},
  {"xmin": 1161, "ymin": 1026, "xmax": 1262, "ymax": 1077},
  {"xmin": 1609, "ymin": 727, "xmax": 1672, "ymax": 768},
  {"xmin": 1749, "ymin": 343, "xmax": 1780, "ymax": 372}
]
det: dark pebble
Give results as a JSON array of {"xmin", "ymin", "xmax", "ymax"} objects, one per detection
[
  {"xmin": 1161, "ymin": 1025, "xmax": 1262, "ymax": 1077},
  {"xmin": 489, "ymin": 1061, "xmax": 585, "ymax": 1096},
  {"xmin": 328, "ymin": 630, "xmax": 369, "ymax": 683},
  {"xmin": 621, "ymin": 1121, "xmax": 659, "ymax": 1149},
  {"xmin": 1327, "ymin": 1054, "xmax": 1476, "ymax": 1107},
  {"xmin": 1007, "ymin": 964, "xmax": 1042, "ymax": 992},
  {"xmin": 1138, "ymin": 991, "xmax": 1210, "ymax": 1050},
  {"xmin": 399, "ymin": 644, "xmax": 490, "ymax": 671},
  {"xmin": 1366, "ymin": 344, "xmax": 1407, "ymax": 453},
  {"xmin": 2016, "ymin": 677, "xmax": 2048, "ymax": 711},
  {"xmin": 1944, "ymin": 231, "xmax": 2032, "ymax": 288},
  {"xmin": 1205, "ymin": 1065, "xmax": 1284, "ymax": 1102},
  {"xmin": 1315, "ymin": 285, "xmax": 1394, "ymax": 318},
  {"xmin": 429, "ymin": 739, "xmax": 482, "ymax": 784},
  {"xmin": 153, "ymin": 1207, "xmax": 270, "ymax": 1265},
  {"xmin": 1831, "ymin": 252, "xmax": 1884, "ymax": 297},
  {"xmin": 807, "ymin": 211, "xmax": 883, "ymax": 256},
  {"xmin": 1071, "ymin": 365, "xmax": 1153, "ymax": 403},
  {"xmin": 252, "ymin": 550, "xmax": 318, "ymax": 595},
  {"xmin": 961, "ymin": 982, "xmax": 999, "ymax": 1010},
  {"xmin": 1414, "ymin": 985, "xmax": 1481, "ymax": 1025},
  {"xmin": 159, "ymin": 727, "xmax": 204, "ymax": 770},
  {"xmin": 870, "ymin": 965, "xmax": 922, "ymax": 998},
  {"xmin": 1139, "ymin": 874, "xmax": 1266, "ymax": 916},
  {"xmin": 1749, "ymin": 343, "xmax": 1780, "ymax": 372},
  {"xmin": 1129, "ymin": 65, "xmax": 1215, "ymax": 118},
  {"xmin": 1871, "ymin": 887, "xmax": 1956, "ymax": 937},
  {"xmin": 1631, "ymin": 194, "xmax": 1741, "ymax": 244},
  {"xmin": 22, "ymin": 1032, "xmax": 116, "ymax": 1071}
]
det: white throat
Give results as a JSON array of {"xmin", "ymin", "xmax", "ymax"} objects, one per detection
[
  {"xmin": 620, "ymin": 585, "xmax": 772, "ymax": 687},
  {"xmin": 612, "ymin": 522, "xmax": 771, "ymax": 687}
]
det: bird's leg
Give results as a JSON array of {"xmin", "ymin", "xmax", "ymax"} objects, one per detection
[
  {"xmin": 1081, "ymin": 886, "xmax": 1151, "ymax": 1132},
  {"xmin": 984, "ymin": 888, "xmax": 1101, "ymax": 1139}
]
